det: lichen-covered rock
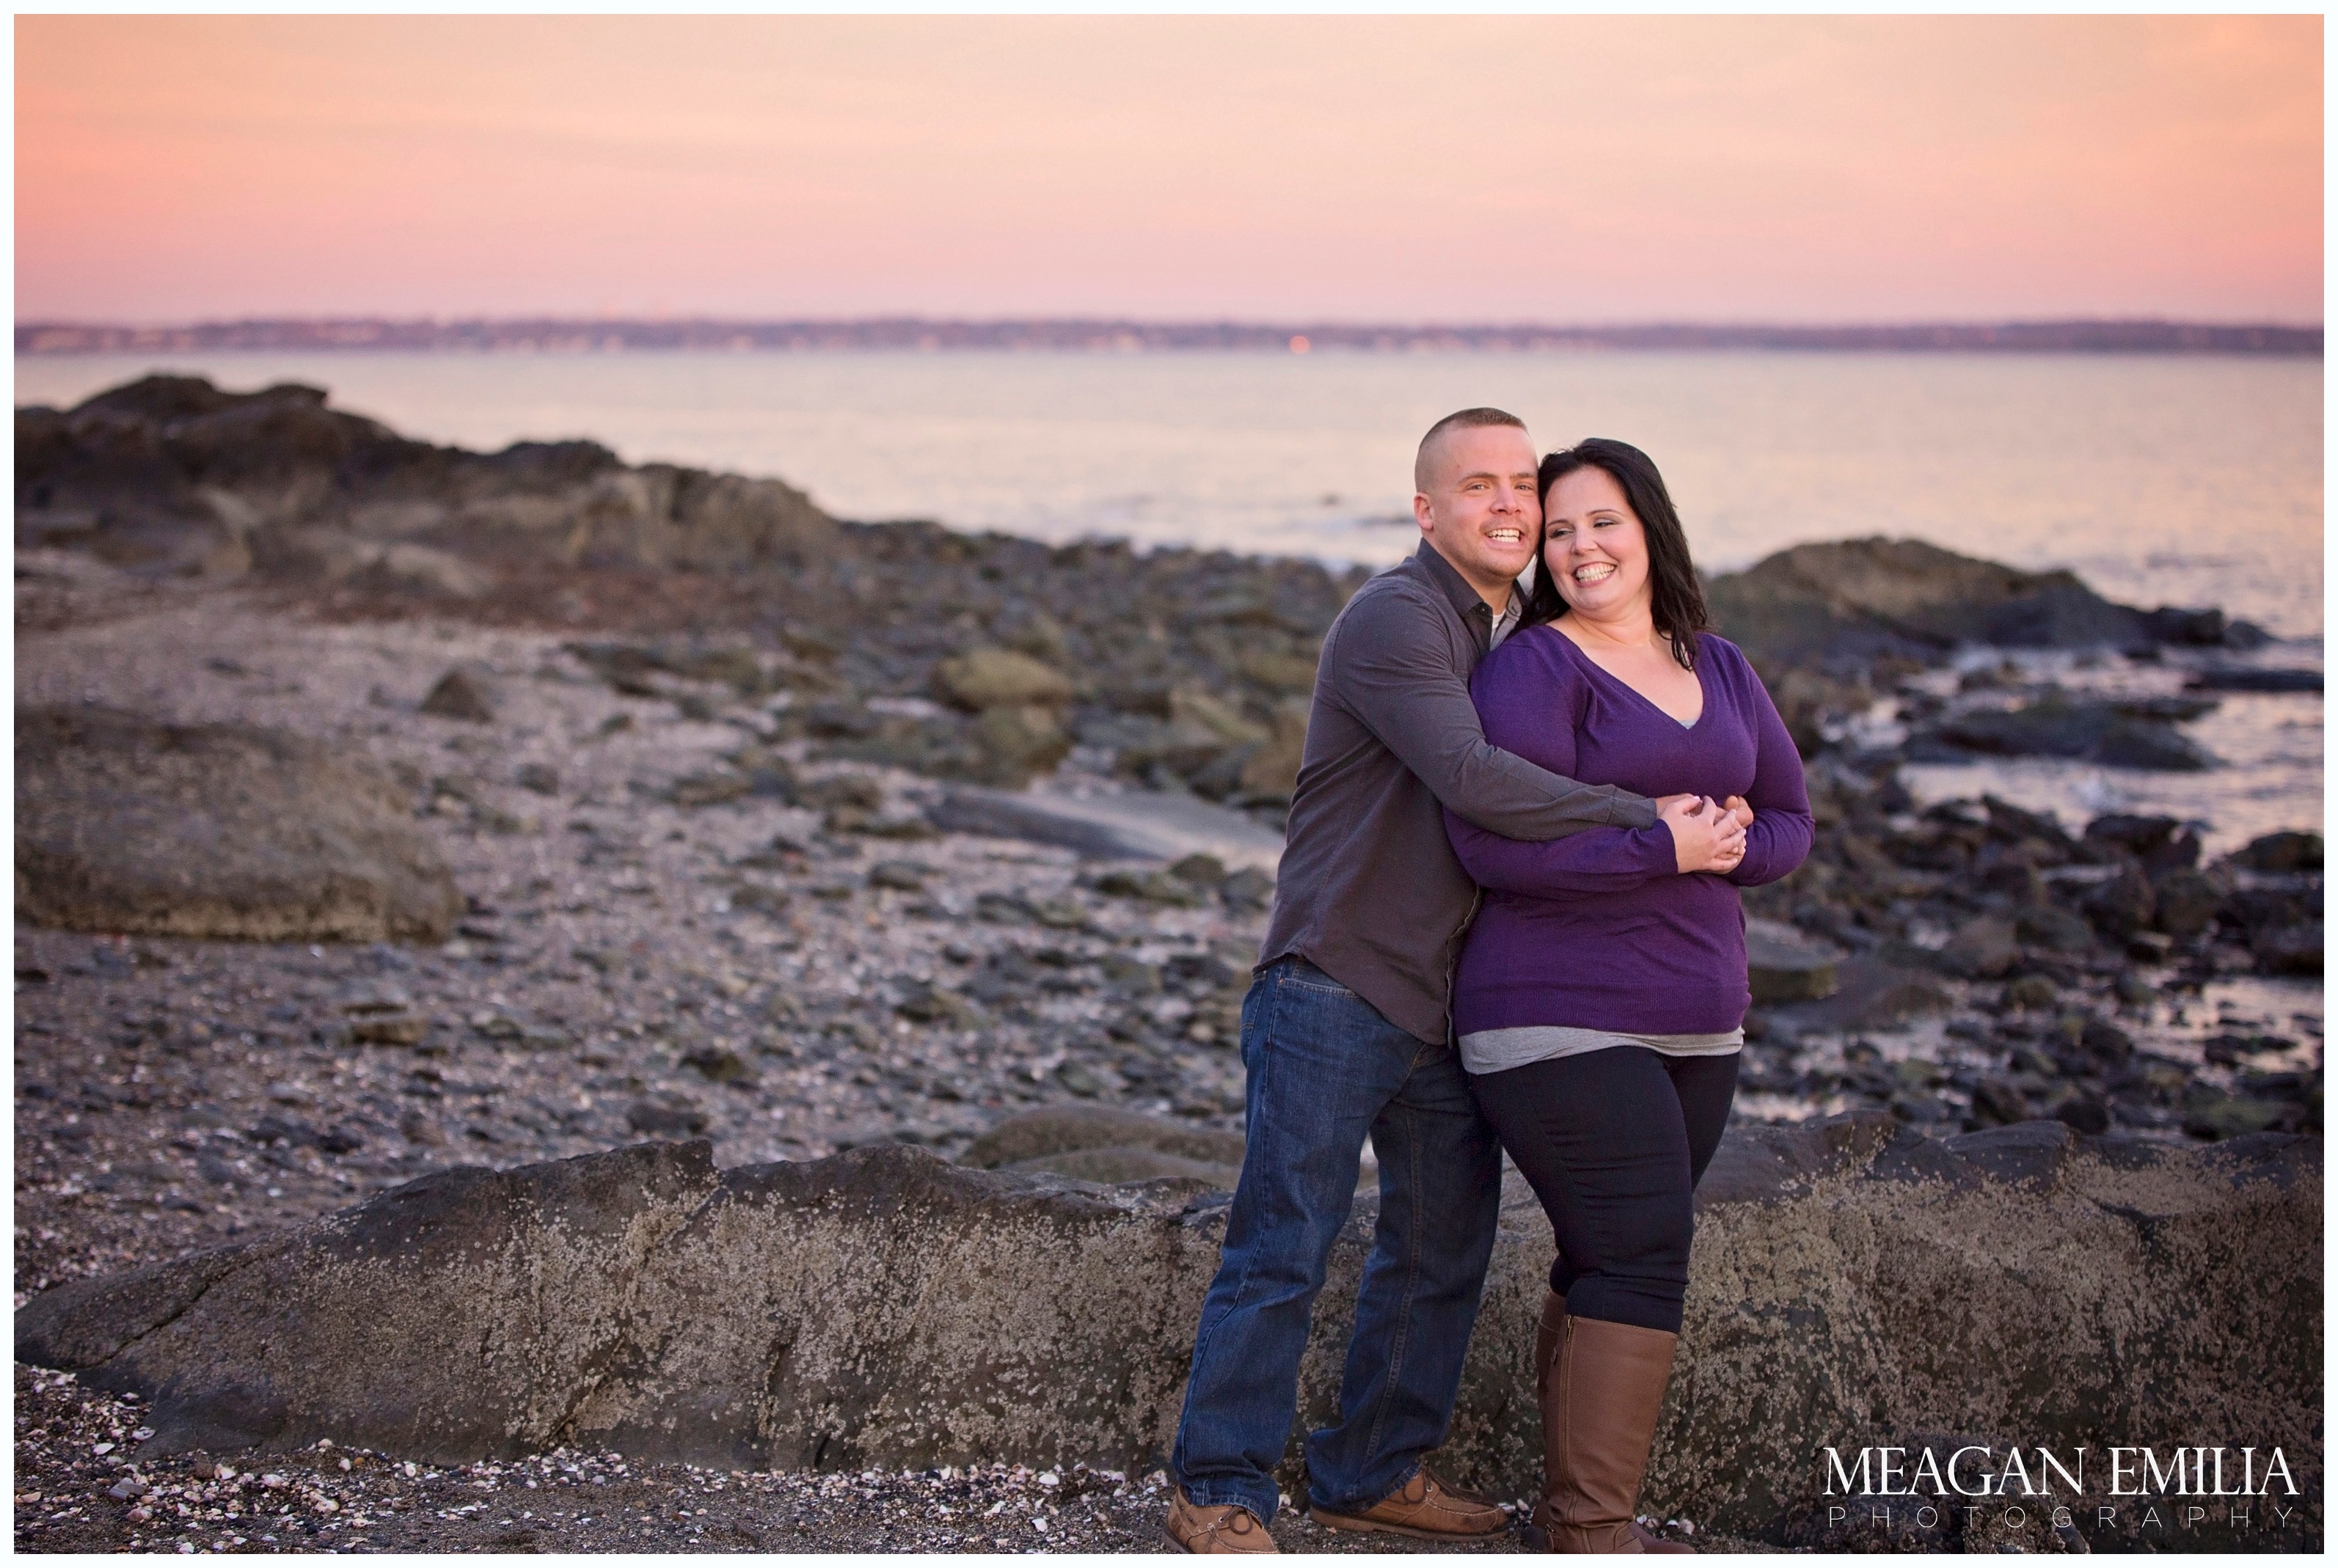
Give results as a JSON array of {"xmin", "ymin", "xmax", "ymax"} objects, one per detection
[
  {"xmin": 930, "ymin": 647, "xmax": 1075, "ymax": 712},
  {"xmin": 14, "ymin": 706, "xmax": 461, "ymax": 943},
  {"xmin": 15, "ymin": 1115, "xmax": 2315, "ymax": 1550}
]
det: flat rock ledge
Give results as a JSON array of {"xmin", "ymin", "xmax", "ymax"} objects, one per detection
[{"xmin": 16, "ymin": 1115, "xmax": 2317, "ymax": 1543}]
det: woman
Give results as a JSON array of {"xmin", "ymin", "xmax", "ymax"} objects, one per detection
[{"xmin": 1443, "ymin": 438, "xmax": 1813, "ymax": 1553}]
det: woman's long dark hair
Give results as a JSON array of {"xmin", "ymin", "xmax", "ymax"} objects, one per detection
[{"xmin": 1523, "ymin": 437, "xmax": 1710, "ymax": 669}]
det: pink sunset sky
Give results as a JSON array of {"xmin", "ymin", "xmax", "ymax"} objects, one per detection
[{"xmin": 15, "ymin": 15, "xmax": 2323, "ymax": 326}]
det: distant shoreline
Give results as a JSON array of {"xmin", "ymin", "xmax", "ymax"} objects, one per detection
[{"xmin": 16, "ymin": 316, "xmax": 2322, "ymax": 358}]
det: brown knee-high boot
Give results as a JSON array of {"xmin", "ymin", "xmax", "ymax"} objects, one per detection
[{"xmin": 1533, "ymin": 1308, "xmax": 1691, "ymax": 1553}]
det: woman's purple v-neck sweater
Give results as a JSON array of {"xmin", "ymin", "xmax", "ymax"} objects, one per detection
[{"xmin": 1444, "ymin": 626, "xmax": 1814, "ymax": 1037}]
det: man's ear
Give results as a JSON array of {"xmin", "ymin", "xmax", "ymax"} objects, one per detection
[{"xmin": 1413, "ymin": 491, "xmax": 1435, "ymax": 538}]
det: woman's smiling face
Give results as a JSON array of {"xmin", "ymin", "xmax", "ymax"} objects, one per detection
[{"xmin": 1544, "ymin": 464, "xmax": 1651, "ymax": 620}]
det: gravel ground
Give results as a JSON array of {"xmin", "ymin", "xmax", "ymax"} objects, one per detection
[{"xmin": 18, "ymin": 1366, "xmax": 1759, "ymax": 1555}]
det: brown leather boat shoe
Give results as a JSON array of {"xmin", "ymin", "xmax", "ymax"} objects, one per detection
[
  {"xmin": 1165, "ymin": 1489, "xmax": 1279, "ymax": 1554},
  {"xmin": 1308, "ymin": 1469, "xmax": 1510, "ymax": 1542}
]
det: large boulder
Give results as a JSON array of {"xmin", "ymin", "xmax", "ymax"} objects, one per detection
[
  {"xmin": 14, "ymin": 375, "xmax": 837, "ymax": 582},
  {"xmin": 962, "ymin": 1104, "xmax": 1246, "ymax": 1187},
  {"xmin": 1706, "ymin": 538, "xmax": 2193, "ymax": 673},
  {"xmin": 15, "ymin": 706, "xmax": 461, "ymax": 942},
  {"xmin": 16, "ymin": 1117, "xmax": 2315, "ymax": 1550}
]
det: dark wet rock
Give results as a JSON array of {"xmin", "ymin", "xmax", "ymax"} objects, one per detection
[
  {"xmin": 2251, "ymin": 923, "xmax": 2323, "ymax": 976},
  {"xmin": 15, "ymin": 706, "xmax": 461, "ymax": 944},
  {"xmin": 13, "ymin": 1120, "xmax": 2311, "ymax": 1542},
  {"xmin": 2051, "ymin": 1096, "xmax": 2111, "ymax": 1135},
  {"xmin": 1782, "ymin": 956, "xmax": 1952, "ymax": 1033},
  {"xmin": 1745, "ymin": 918, "xmax": 1841, "ymax": 1003},
  {"xmin": 2232, "ymin": 830, "xmax": 2323, "ymax": 873},
  {"xmin": 1927, "ymin": 692, "xmax": 2216, "ymax": 771},
  {"xmin": 417, "ymin": 667, "xmax": 494, "ymax": 723},
  {"xmin": 2075, "ymin": 1016, "xmax": 2134, "ymax": 1067},
  {"xmin": 2139, "ymin": 870, "xmax": 2216, "ymax": 939},
  {"xmin": 2186, "ymin": 664, "xmax": 2322, "ymax": 693},
  {"xmin": 2014, "ymin": 905, "xmax": 2096, "ymax": 954},
  {"xmin": 2078, "ymin": 865, "xmax": 2156, "ymax": 938},
  {"xmin": 1935, "ymin": 915, "xmax": 2019, "ymax": 979},
  {"xmin": 1219, "ymin": 865, "xmax": 1275, "ymax": 911},
  {"xmin": 1967, "ymin": 1076, "xmax": 2029, "ymax": 1126},
  {"xmin": 2082, "ymin": 812, "xmax": 2201, "ymax": 873}
]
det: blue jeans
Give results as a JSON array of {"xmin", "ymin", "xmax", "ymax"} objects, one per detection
[{"xmin": 1170, "ymin": 958, "xmax": 1502, "ymax": 1523}]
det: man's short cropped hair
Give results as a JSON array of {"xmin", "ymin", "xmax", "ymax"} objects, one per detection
[{"xmin": 1414, "ymin": 407, "xmax": 1530, "ymax": 493}]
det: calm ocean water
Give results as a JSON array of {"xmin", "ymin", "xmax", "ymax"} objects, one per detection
[{"xmin": 16, "ymin": 349, "xmax": 2323, "ymax": 846}]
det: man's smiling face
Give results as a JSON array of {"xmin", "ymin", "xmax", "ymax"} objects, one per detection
[{"xmin": 1413, "ymin": 423, "xmax": 1541, "ymax": 604}]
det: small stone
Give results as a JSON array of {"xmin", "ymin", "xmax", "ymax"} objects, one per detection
[
  {"xmin": 2052, "ymin": 1096, "xmax": 2111, "ymax": 1135},
  {"xmin": 1970, "ymin": 1078, "xmax": 2028, "ymax": 1126},
  {"xmin": 1937, "ymin": 917, "xmax": 2019, "ymax": 979},
  {"xmin": 2251, "ymin": 923, "xmax": 2323, "ymax": 976},
  {"xmin": 420, "ymin": 668, "xmax": 495, "ymax": 723},
  {"xmin": 1167, "ymin": 854, "xmax": 1227, "ymax": 887},
  {"xmin": 679, "ymin": 1047, "xmax": 753, "ymax": 1085},
  {"xmin": 728, "ymin": 883, "xmax": 792, "ymax": 915},
  {"xmin": 670, "ymin": 771, "xmax": 752, "ymax": 808},
  {"xmin": 516, "ymin": 763, "xmax": 560, "ymax": 796},
  {"xmin": 626, "ymin": 1096, "xmax": 709, "ymax": 1137},
  {"xmin": 869, "ymin": 861, "xmax": 930, "ymax": 893},
  {"xmin": 1095, "ymin": 869, "xmax": 1197, "ymax": 906},
  {"xmin": 2078, "ymin": 1017, "xmax": 2134, "ymax": 1065},
  {"xmin": 1055, "ymin": 1061, "xmax": 1106, "ymax": 1098},
  {"xmin": 349, "ymin": 1012, "xmax": 428, "ymax": 1047},
  {"xmin": 2182, "ymin": 1093, "xmax": 2287, "ymax": 1140},
  {"xmin": 1219, "ymin": 867, "xmax": 1276, "ymax": 910},
  {"xmin": 2015, "ymin": 906, "xmax": 2095, "ymax": 953},
  {"xmin": 1745, "ymin": 920, "xmax": 1838, "ymax": 1003},
  {"xmin": 2001, "ymin": 975, "xmax": 2059, "ymax": 1011}
]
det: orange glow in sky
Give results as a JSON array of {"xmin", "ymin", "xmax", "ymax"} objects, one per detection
[{"xmin": 15, "ymin": 15, "xmax": 2323, "ymax": 324}]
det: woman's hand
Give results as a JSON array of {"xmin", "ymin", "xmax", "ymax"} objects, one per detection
[{"xmin": 1659, "ymin": 794, "xmax": 1747, "ymax": 873}]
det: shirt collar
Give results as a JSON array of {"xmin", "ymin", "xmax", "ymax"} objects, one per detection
[{"xmin": 1416, "ymin": 539, "xmax": 1536, "ymax": 642}]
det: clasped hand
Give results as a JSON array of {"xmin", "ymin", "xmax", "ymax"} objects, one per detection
[{"xmin": 1655, "ymin": 793, "xmax": 1752, "ymax": 874}]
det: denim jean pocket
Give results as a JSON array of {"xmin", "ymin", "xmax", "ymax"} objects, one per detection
[{"xmin": 1279, "ymin": 959, "xmax": 1357, "ymax": 998}]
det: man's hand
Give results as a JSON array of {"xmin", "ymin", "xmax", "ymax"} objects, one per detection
[{"xmin": 1659, "ymin": 795, "xmax": 1747, "ymax": 874}]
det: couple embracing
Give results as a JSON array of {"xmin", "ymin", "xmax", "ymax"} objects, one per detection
[{"xmin": 1164, "ymin": 409, "xmax": 1814, "ymax": 1553}]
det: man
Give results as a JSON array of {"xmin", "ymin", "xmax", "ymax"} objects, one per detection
[{"xmin": 1164, "ymin": 409, "xmax": 1732, "ymax": 1553}]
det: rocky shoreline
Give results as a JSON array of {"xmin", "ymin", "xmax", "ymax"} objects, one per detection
[{"xmin": 14, "ymin": 375, "xmax": 2323, "ymax": 1552}]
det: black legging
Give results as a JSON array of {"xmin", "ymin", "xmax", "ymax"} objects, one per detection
[{"xmin": 1469, "ymin": 1047, "xmax": 1738, "ymax": 1336}]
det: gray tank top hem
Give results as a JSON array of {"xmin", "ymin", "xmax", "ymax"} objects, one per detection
[{"xmin": 1459, "ymin": 1024, "xmax": 1745, "ymax": 1076}]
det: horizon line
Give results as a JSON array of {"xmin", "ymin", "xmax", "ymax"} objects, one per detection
[{"xmin": 17, "ymin": 314, "xmax": 2322, "ymax": 358}]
